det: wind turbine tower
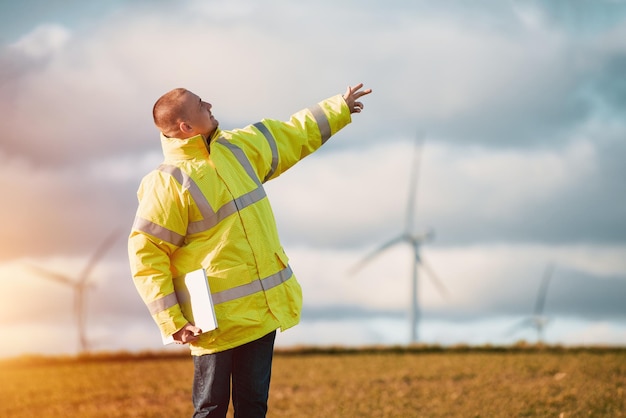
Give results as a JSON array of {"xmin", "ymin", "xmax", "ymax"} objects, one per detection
[
  {"xmin": 349, "ymin": 136, "xmax": 448, "ymax": 343},
  {"xmin": 528, "ymin": 263, "xmax": 556, "ymax": 343},
  {"xmin": 29, "ymin": 230, "xmax": 120, "ymax": 353}
]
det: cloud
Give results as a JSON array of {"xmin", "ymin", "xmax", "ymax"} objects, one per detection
[
  {"xmin": 9, "ymin": 24, "xmax": 71, "ymax": 58},
  {"xmin": 2, "ymin": 0, "xmax": 624, "ymax": 169}
]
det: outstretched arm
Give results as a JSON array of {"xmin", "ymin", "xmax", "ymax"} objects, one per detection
[
  {"xmin": 343, "ymin": 83, "xmax": 373, "ymax": 114},
  {"xmin": 230, "ymin": 84, "xmax": 371, "ymax": 183}
]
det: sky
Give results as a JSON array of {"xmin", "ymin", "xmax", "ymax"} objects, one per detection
[{"xmin": 0, "ymin": 0, "xmax": 625, "ymax": 358}]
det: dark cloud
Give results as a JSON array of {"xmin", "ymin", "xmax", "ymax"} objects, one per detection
[
  {"xmin": 470, "ymin": 267, "xmax": 626, "ymax": 320},
  {"xmin": 590, "ymin": 53, "xmax": 626, "ymax": 115},
  {"xmin": 414, "ymin": 50, "xmax": 623, "ymax": 151},
  {"xmin": 527, "ymin": 0, "xmax": 626, "ymax": 35},
  {"xmin": 543, "ymin": 270, "xmax": 626, "ymax": 319},
  {"xmin": 301, "ymin": 267, "xmax": 626, "ymax": 323}
]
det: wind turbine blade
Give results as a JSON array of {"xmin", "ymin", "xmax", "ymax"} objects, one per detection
[
  {"xmin": 506, "ymin": 317, "xmax": 533, "ymax": 336},
  {"xmin": 77, "ymin": 229, "xmax": 122, "ymax": 284},
  {"xmin": 419, "ymin": 255, "xmax": 449, "ymax": 297},
  {"xmin": 28, "ymin": 264, "xmax": 75, "ymax": 287},
  {"xmin": 533, "ymin": 263, "xmax": 555, "ymax": 316},
  {"xmin": 405, "ymin": 133, "xmax": 425, "ymax": 234},
  {"xmin": 347, "ymin": 235, "xmax": 405, "ymax": 276}
]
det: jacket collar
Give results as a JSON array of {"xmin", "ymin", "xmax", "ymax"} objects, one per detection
[{"xmin": 160, "ymin": 130, "xmax": 221, "ymax": 161}]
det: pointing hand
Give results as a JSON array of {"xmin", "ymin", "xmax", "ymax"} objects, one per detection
[{"xmin": 343, "ymin": 83, "xmax": 372, "ymax": 114}]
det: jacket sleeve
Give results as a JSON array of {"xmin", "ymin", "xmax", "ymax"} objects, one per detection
[
  {"xmin": 229, "ymin": 94, "xmax": 352, "ymax": 183},
  {"xmin": 128, "ymin": 170, "xmax": 190, "ymax": 338}
]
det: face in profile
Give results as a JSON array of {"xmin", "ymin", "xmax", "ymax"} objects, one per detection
[{"xmin": 181, "ymin": 90, "xmax": 219, "ymax": 138}]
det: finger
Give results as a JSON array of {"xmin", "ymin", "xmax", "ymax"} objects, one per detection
[
  {"xmin": 346, "ymin": 83, "xmax": 365, "ymax": 97},
  {"xmin": 354, "ymin": 89, "xmax": 372, "ymax": 99},
  {"xmin": 351, "ymin": 83, "xmax": 364, "ymax": 93}
]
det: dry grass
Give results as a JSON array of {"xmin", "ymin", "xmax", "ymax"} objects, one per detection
[{"xmin": 1, "ymin": 346, "xmax": 624, "ymax": 417}]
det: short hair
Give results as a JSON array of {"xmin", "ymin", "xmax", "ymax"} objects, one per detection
[{"xmin": 152, "ymin": 88, "xmax": 189, "ymax": 136}]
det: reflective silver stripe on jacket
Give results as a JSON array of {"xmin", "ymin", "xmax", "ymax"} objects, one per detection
[
  {"xmin": 253, "ymin": 122, "xmax": 279, "ymax": 183},
  {"xmin": 212, "ymin": 265, "xmax": 294, "ymax": 305},
  {"xmin": 132, "ymin": 216, "xmax": 185, "ymax": 247},
  {"xmin": 147, "ymin": 292, "xmax": 179, "ymax": 315},
  {"xmin": 216, "ymin": 138, "xmax": 262, "ymax": 187},
  {"xmin": 309, "ymin": 104, "xmax": 331, "ymax": 144}
]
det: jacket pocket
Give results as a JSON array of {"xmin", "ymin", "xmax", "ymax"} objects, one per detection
[{"xmin": 275, "ymin": 247, "xmax": 289, "ymax": 269}]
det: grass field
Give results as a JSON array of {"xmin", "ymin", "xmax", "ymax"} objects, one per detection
[{"xmin": 1, "ymin": 345, "xmax": 624, "ymax": 417}]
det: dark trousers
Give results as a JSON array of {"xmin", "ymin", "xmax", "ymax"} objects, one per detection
[{"xmin": 192, "ymin": 331, "xmax": 276, "ymax": 418}]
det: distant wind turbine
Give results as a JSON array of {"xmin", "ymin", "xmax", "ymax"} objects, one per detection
[
  {"xmin": 349, "ymin": 135, "xmax": 448, "ymax": 343},
  {"xmin": 29, "ymin": 230, "xmax": 121, "ymax": 353},
  {"xmin": 509, "ymin": 263, "xmax": 556, "ymax": 343}
]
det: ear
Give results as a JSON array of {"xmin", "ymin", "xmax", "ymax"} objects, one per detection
[{"xmin": 179, "ymin": 121, "xmax": 194, "ymax": 134}]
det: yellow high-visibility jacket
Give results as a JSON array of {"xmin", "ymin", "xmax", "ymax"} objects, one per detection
[{"xmin": 128, "ymin": 94, "xmax": 352, "ymax": 355}]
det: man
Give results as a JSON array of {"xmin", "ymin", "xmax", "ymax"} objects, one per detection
[{"xmin": 128, "ymin": 83, "xmax": 372, "ymax": 417}]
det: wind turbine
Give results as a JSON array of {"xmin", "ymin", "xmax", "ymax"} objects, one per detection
[
  {"xmin": 509, "ymin": 263, "xmax": 556, "ymax": 343},
  {"xmin": 349, "ymin": 135, "xmax": 448, "ymax": 343},
  {"xmin": 29, "ymin": 230, "xmax": 120, "ymax": 353}
]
